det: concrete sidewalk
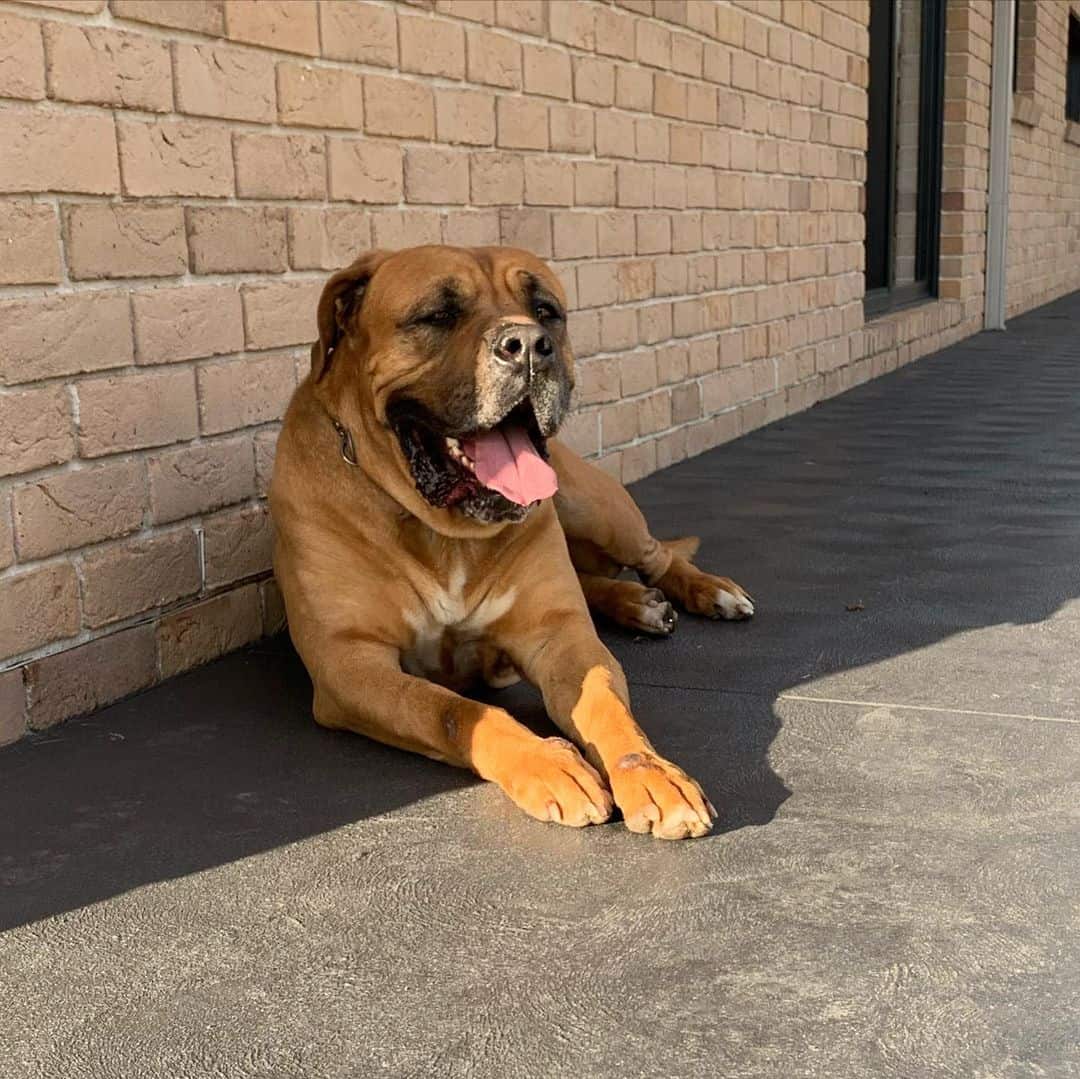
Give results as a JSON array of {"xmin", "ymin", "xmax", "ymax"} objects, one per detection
[{"xmin": 3, "ymin": 293, "xmax": 1079, "ymax": 1078}]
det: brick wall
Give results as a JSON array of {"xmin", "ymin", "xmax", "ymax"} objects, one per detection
[
  {"xmin": 0, "ymin": 0, "xmax": 1069, "ymax": 743},
  {"xmin": 1007, "ymin": 0, "xmax": 1080, "ymax": 317}
]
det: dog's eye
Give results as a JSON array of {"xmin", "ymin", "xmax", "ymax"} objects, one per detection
[
  {"xmin": 534, "ymin": 301, "xmax": 562, "ymax": 323},
  {"xmin": 416, "ymin": 307, "xmax": 458, "ymax": 329}
]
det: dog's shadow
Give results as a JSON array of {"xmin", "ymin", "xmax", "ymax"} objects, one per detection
[{"xmin": 3, "ymin": 292, "xmax": 1079, "ymax": 931}]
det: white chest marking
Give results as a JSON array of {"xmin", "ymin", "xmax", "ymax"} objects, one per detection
[{"xmin": 402, "ymin": 568, "xmax": 516, "ymax": 679}]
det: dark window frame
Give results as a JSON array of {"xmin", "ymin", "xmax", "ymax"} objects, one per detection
[
  {"xmin": 863, "ymin": 0, "xmax": 947, "ymax": 319},
  {"xmin": 1067, "ymin": 12, "xmax": 1080, "ymax": 124}
]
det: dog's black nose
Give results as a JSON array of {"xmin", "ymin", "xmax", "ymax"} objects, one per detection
[{"xmin": 493, "ymin": 323, "xmax": 554, "ymax": 372}]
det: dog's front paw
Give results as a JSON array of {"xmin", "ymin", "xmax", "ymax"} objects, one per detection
[
  {"xmin": 498, "ymin": 737, "xmax": 614, "ymax": 827},
  {"xmin": 609, "ymin": 751, "xmax": 716, "ymax": 839}
]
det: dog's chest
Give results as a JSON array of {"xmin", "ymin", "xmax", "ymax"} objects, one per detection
[{"xmin": 400, "ymin": 567, "xmax": 516, "ymax": 687}]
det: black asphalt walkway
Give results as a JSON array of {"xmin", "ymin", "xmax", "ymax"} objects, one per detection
[{"xmin": 3, "ymin": 293, "xmax": 1080, "ymax": 1077}]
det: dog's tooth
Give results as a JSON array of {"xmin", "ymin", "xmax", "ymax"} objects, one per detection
[{"xmin": 446, "ymin": 436, "xmax": 460, "ymax": 449}]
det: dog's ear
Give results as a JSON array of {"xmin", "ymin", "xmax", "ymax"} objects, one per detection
[{"xmin": 312, "ymin": 250, "xmax": 390, "ymax": 381}]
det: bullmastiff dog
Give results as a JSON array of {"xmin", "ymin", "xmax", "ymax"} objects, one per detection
[{"xmin": 270, "ymin": 245, "xmax": 754, "ymax": 840}]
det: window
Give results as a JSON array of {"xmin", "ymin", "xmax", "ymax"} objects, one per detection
[
  {"xmin": 1068, "ymin": 12, "xmax": 1080, "ymax": 123},
  {"xmin": 864, "ymin": 0, "xmax": 947, "ymax": 316}
]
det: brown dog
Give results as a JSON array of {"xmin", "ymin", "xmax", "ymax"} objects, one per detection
[{"xmin": 270, "ymin": 246, "xmax": 753, "ymax": 840}]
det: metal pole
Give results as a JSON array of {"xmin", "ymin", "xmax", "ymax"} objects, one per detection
[{"xmin": 985, "ymin": 0, "xmax": 1015, "ymax": 330}]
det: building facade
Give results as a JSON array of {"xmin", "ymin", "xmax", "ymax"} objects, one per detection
[{"xmin": 1, "ymin": 0, "xmax": 1079, "ymax": 740}]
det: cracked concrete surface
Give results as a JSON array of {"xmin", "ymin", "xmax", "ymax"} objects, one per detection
[{"xmin": 3, "ymin": 293, "xmax": 1080, "ymax": 1077}]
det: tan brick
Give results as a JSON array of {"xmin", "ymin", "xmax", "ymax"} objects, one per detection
[
  {"xmin": 202, "ymin": 502, "xmax": 273, "ymax": 588},
  {"xmin": 549, "ymin": 0, "xmax": 594, "ymax": 49},
  {"xmin": 617, "ymin": 258, "xmax": 654, "ymax": 302},
  {"xmin": 443, "ymin": 209, "xmax": 499, "ymax": 246},
  {"xmin": 600, "ymin": 307, "xmax": 638, "ymax": 352},
  {"xmin": 321, "ymin": 1, "xmax": 396, "ymax": 66},
  {"xmin": 617, "ymin": 163, "xmax": 653, "ymax": 207},
  {"xmin": 597, "ymin": 211, "xmax": 635, "ymax": 256},
  {"xmin": 654, "ymin": 73, "xmax": 688, "ymax": 119},
  {"xmin": 404, "ymin": 145, "xmax": 470, "ymax": 204},
  {"xmin": 198, "ymin": 351, "xmax": 296, "ymax": 435},
  {"xmin": 467, "ymin": 27, "xmax": 521, "ymax": 88},
  {"xmin": 133, "ymin": 284, "xmax": 244, "ymax": 365},
  {"xmin": 81, "ymin": 528, "xmax": 201, "ymax": 629},
  {"xmin": 575, "ymin": 355, "xmax": 620, "ymax": 404},
  {"xmin": 596, "ymin": 6, "xmax": 636, "ymax": 60},
  {"xmin": 552, "ymin": 211, "xmax": 597, "ymax": 259},
  {"xmin": 498, "ymin": 208, "xmax": 551, "ymax": 258},
  {"xmin": 596, "ymin": 111, "xmax": 634, "ymax": 158},
  {"xmin": 635, "ymin": 117, "xmax": 668, "ymax": 161},
  {"xmin": 158, "ymin": 583, "xmax": 263, "ymax": 679},
  {"xmin": 496, "ymin": 96, "xmax": 548, "ymax": 150},
  {"xmin": 243, "ymin": 280, "xmax": 321, "ymax": 350},
  {"xmin": 470, "ymin": 152, "xmax": 524, "ymax": 205},
  {"xmin": 525, "ymin": 158, "xmax": 573, "ymax": 206},
  {"xmin": 0, "ymin": 385, "xmax": 74, "ymax": 478},
  {"xmin": 175, "ymin": 42, "xmax": 274, "ymax": 123},
  {"xmin": 0, "ymin": 201, "xmax": 61, "ymax": 285},
  {"xmin": 0, "ymin": 107, "xmax": 119, "ymax": 195},
  {"xmin": 573, "ymin": 161, "xmax": 614, "ymax": 206},
  {"xmin": 328, "ymin": 137, "xmax": 402, "ymax": 203},
  {"xmin": 601, "ymin": 399, "xmax": 638, "ymax": 448},
  {"xmin": 400, "ymin": 11, "xmax": 465, "ymax": 78},
  {"xmin": 13, "ymin": 463, "xmax": 145, "ymax": 563},
  {"xmin": 371, "ymin": 209, "xmax": 442, "ymax": 249},
  {"xmin": 672, "ymin": 31, "xmax": 703, "ymax": 76},
  {"xmin": 25, "ymin": 623, "xmax": 156, "ymax": 731},
  {"xmin": 65, "ymin": 204, "xmax": 187, "ymax": 281},
  {"xmin": 277, "ymin": 62, "xmax": 364, "ymax": 129},
  {"xmin": 615, "ymin": 63, "xmax": 653, "ymax": 111},
  {"xmin": 550, "ymin": 105, "xmax": 594, "ymax": 153},
  {"xmin": 118, "ymin": 118, "xmax": 233, "ymax": 198},
  {"xmin": 495, "ymin": 0, "xmax": 543, "ymax": 34},
  {"xmin": 636, "ymin": 18, "xmax": 671, "ymax": 68},
  {"xmin": 0, "ymin": 490, "xmax": 13, "ymax": 571},
  {"xmin": 224, "ymin": 0, "xmax": 319, "ymax": 55},
  {"xmin": 288, "ymin": 207, "xmax": 371, "ymax": 270},
  {"xmin": 364, "ymin": 75, "xmax": 434, "ymax": 139},
  {"xmin": 620, "ymin": 350, "xmax": 658, "ymax": 396},
  {"xmin": 110, "ymin": 0, "xmax": 225, "ymax": 35},
  {"xmin": 78, "ymin": 368, "xmax": 198, "ymax": 457},
  {"xmin": 0, "ymin": 13, "xmax": 45, "ymax": 100},
  {"xmin": 187, "ymin": 205, "xmax": 287, "ymax": 274},
  {"xmin": 573, "ymin": 56, "xmax": 615, "ymax": 106},
  {"xmin": 577, "ymin": 261, "xmax": 619, "ymax": 308},
  {"xmin": 621, "ymin": 439, "xmax": 656, "ymax": 484},
  {"xmin": 0, "ymin": 668, "xmax": 25, "ymax": 747},
  {"xmin": 235, "ymin": 132, "xmax": 326, "ymax": 199},
  {"xmin": 671, "ymin": 381, "xmax": 702, "ymax": 424},
  {"xmin": 0, "ymin": 562, "xmax": 80, "ymax": 660},
  {"xmin": 253, "ymin": 427, "xmax": 277, "ymax": 495},
  {"xmin": 437, "ymin": 87, "xmax": 496, "ymax": 145},
  {"xmin": 0, "ymin": 292, "xmax": 132, "ymax": 385},
  {"xmin": 637, "ymin": 389, "xmax": 672, "ymax": 435},
  {"xmin": 523, "ymin": 43, "xmax": 572, "ymax": 100},
  {"xmin": 149, "ymin": 435, "xmax": 254, "ymax": 523},
  {"xmin": 44, "ymin": 23, "xmax": 171, "ymax": 111}
]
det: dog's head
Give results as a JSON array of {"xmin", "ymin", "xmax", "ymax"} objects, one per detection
[{"xmin": 311, "ymin": 245, "xmax": 574, "ymax": 535}]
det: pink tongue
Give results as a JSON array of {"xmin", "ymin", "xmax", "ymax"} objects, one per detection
[{"xmin": 462, "ymin": 425, "xmax": 558, "ymax": 506}]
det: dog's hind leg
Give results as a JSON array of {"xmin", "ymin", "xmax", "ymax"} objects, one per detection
[{"xmin": 550, "ymin": 439, "xmax": 754, "ymax": 621}]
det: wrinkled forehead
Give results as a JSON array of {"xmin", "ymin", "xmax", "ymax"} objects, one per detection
[{"xmin": 366, "ymin": 245, "xmax": 565, "ymax": 319}]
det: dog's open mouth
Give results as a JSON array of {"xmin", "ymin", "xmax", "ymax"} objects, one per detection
[{"xmin": 389, "ymin": 399, "xmax": 557, "ymax": 523}]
